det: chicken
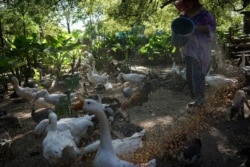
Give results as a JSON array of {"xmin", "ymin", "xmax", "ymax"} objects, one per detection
[
  {"xmin": 177, "ymin": 138, "xmax": 202, "ymax": 165},
  {"xmin": 121, "ymin": 82, "xmax": 151, "ymax": 110},
  {"xmin": 230, "ymin": 89, "xmax": 250, "ymax": 120},
  {"xmin": 237, "ymin": 147, "xmax": 250, "ymax": 167},
  {"xmin": 122, "ymin": 82, "xmax": 132, "ymax": 99},
  {"xmin": 121, "ymin": 92, "xmax": 148, "ymax": 110},
  {"xmin": 31, "ymin": 107, "xmax": 53, "ymax": 124},
  {"xmin": 70, "ymin": 100, "xmax": 84, "ymax": 110}
]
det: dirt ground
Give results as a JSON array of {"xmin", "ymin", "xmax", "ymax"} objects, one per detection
[{"xmin": 0, "ymin": 64, "xmax": 250, "ymax": 167}]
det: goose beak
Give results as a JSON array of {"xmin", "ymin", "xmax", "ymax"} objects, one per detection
[{"xmin": 70, "ymin": 100, "xmax": 84, "ymax": 110}]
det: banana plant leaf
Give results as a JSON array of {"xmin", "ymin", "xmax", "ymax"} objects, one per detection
[
  {"xmin": 0, "ymin": 55, "xmax": 26, "ymax": 74},
  {"xmin": 63, "ymin": 74, "xmax": 79, "ymax": 90}
]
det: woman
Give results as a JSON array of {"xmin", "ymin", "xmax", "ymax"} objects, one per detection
[{"xmin": 174, "ymin": 0, "xmax": 216, "ymax": 106}]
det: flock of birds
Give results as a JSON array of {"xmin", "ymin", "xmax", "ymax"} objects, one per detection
[
  {"xmin": 1, "ymin": 56, "xmax": 244, "ymax": 167},
  {"xmin": 0, "ymin": 59, "xmax": 160, "ymax": 167}
]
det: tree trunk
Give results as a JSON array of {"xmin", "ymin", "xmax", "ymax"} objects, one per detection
[{"xmin": 0, "ymin": 19, "xmax": 4, "ymax": 55}]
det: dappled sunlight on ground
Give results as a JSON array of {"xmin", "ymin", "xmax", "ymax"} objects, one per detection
[
  {"xmin": 138, "ymin": 115, "xmax": 174, "ymax": 129},
  {"xmin": 13, "ymin": 130, "xmax": 33, "ymax": 141}
]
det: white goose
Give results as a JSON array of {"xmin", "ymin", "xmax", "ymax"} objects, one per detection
[
  {"xmin": 82, "ymin": 129, "xmax": 145, "ymax": 159},
  {"xmin": 35, "ymin": 114, "xmax": 94, "ymax": 145},
  {"xmin": 35, "ymin": 89, "xmax": 67, "ymax": 106},
  {"xmin": 117, "ymin": 72, "xmax": 146, "ymax": 85},
  {"xmin": 11, "ymin": 76, "xmax": 52, "ymax": 108},
  {"xmin": 205, "ymin": 74, "xmax": 238, "ymax": 88},
  {"xmin": 92, "ymin": 60, "xmax": 98, "ymax": 74},
  {"xmin": 11, "ymin": 76, "xmax": 40, "ymax": 101},
  {"xmin": 42, "ymin": 112, "xmax": 82, "ymax": 166},
  {"xmin": 170, "ymin": 57, "xmax": 180, "ymax": 75},
  {"xmin": 82, "ymin": 99, "xmax": 156, "ymax": 167},
  {"xmin": 92, "ymin": 60, "xmax": 108, "ymax": 76},
  {"xmin": 240, "ymin": 53, "xmax": 246, "ymax": 68},
  {"xmin": 85, "ymin": 64, "xmax": 109, "ymax": 85}
]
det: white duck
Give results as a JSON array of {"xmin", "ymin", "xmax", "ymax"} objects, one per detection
[
  {"xmin": 35, "ymin": 89, "xmax": 67, "ymax": 106},
  {"xmin": 104, "ymin": 79, "xmax": 113, "ymax": 92},
  {"xmin": 11, "ymin": 76, "xmax": 52, "ymax": 109},
  {"xmin": 11, "ymin": 76, "xmax": 41, "ymax": 101},
  {"xmin": 170, "ymin": 57, "xmax": 180, "ymax": 75},
  {"xmin": 240, "ymin": 53, "xmax": 246, "ymax": 68},
  {"xmin": 205, "ymin": 74, "xmax": 238, "ymax": 88},
  {"xmin": 117, "ymin": 72, "xmax": 147, "ymax": 85},
  {"xmin": 92, "ymin": 60, "xmax": 108, "ymax": 76},
  {"xmin": 92, "ymin": 60, "xmax": 98, "ymax": 74},
  {"xmin": 82, "ymin": 99, "xmax": 156, "ymax": 167},
  {"xmin": 35, "ymin": 114, "xmax": 94, "ymax": 145},
  {"xmin": 82, "ymin": 130, "xmax": 145, "ymax": 159},
  {"xmin": 85, "ymin": 64, "xmax": 109, "ymax": 85},
  {"xmin": 42, "ymin": 112, "xmax": 83, "ymax": 166}
]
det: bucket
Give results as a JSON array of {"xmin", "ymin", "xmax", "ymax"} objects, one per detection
[{"xmin": 171, "ymin": 17, "xmax": 195, "ymax": 47}]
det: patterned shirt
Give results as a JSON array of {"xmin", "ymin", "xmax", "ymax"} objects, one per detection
[{"xmin": 180, "ymin": 8, "xmax": 216, "ymax": 75}]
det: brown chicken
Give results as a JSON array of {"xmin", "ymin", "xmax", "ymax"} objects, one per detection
[
  {"xmin": 70, "ymin": 100, "xmax": 83, "ymax": 110},
  {"xmin": 121, "ymin": 82, "xmax": 151, "ymax": 110}
]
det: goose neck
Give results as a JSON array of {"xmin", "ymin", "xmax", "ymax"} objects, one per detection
[
  {"xmin": 13, "ymin": 81, "xmax": 19, "ymax": 90},
  {"xmin": 49, "ymin": 119, "xmax": 57, "ymax": 131},
  {"xmin": 88, "ymin": 70, "xmax": 92, "ymax": 76},
  {"xmin": 95, "ymin": 109, "xmax": 114, "ymax": 152},
  {"xmin": 44, "ymin": 91, "xmax": 50, "ymax": 98}
]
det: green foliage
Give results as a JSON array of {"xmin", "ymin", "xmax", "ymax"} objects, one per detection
[
  {"xmin": 55, "ymin": 74, "xmax": 80, "ymax": 116},
  {"xmin": 0, "ymin": 0, "xmax": 248, "ymax": 77},
  {"xmin": 64, "ymin": 74, "xmax": 80, "ymax": 91},
  {"xmin": 33, "ymin": 68, "xmax": 40, "ymax": 82},
  {"xmin": 55, "ymin": 96, "xmax": 71, "ymax": 116},
  {"xmin": 0, "ymin": 55, "xmax": 26, "ymax": 74},
  {"xmin": 139, "ymin": 30, "xmax": 174, "ymax": 60},
  {"xmin": 43, "ymin": 33, "xmax": 82, "ymax": 75}
]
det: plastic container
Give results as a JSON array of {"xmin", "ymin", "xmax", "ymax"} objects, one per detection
[{"xmin": 171, "ymin": 17, "xmax": 195, "ymax": 47}]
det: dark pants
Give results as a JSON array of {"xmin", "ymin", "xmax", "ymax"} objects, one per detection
[{"xmin": 185, "ymin": 56, "xmax": 205, "ymax": 104}]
